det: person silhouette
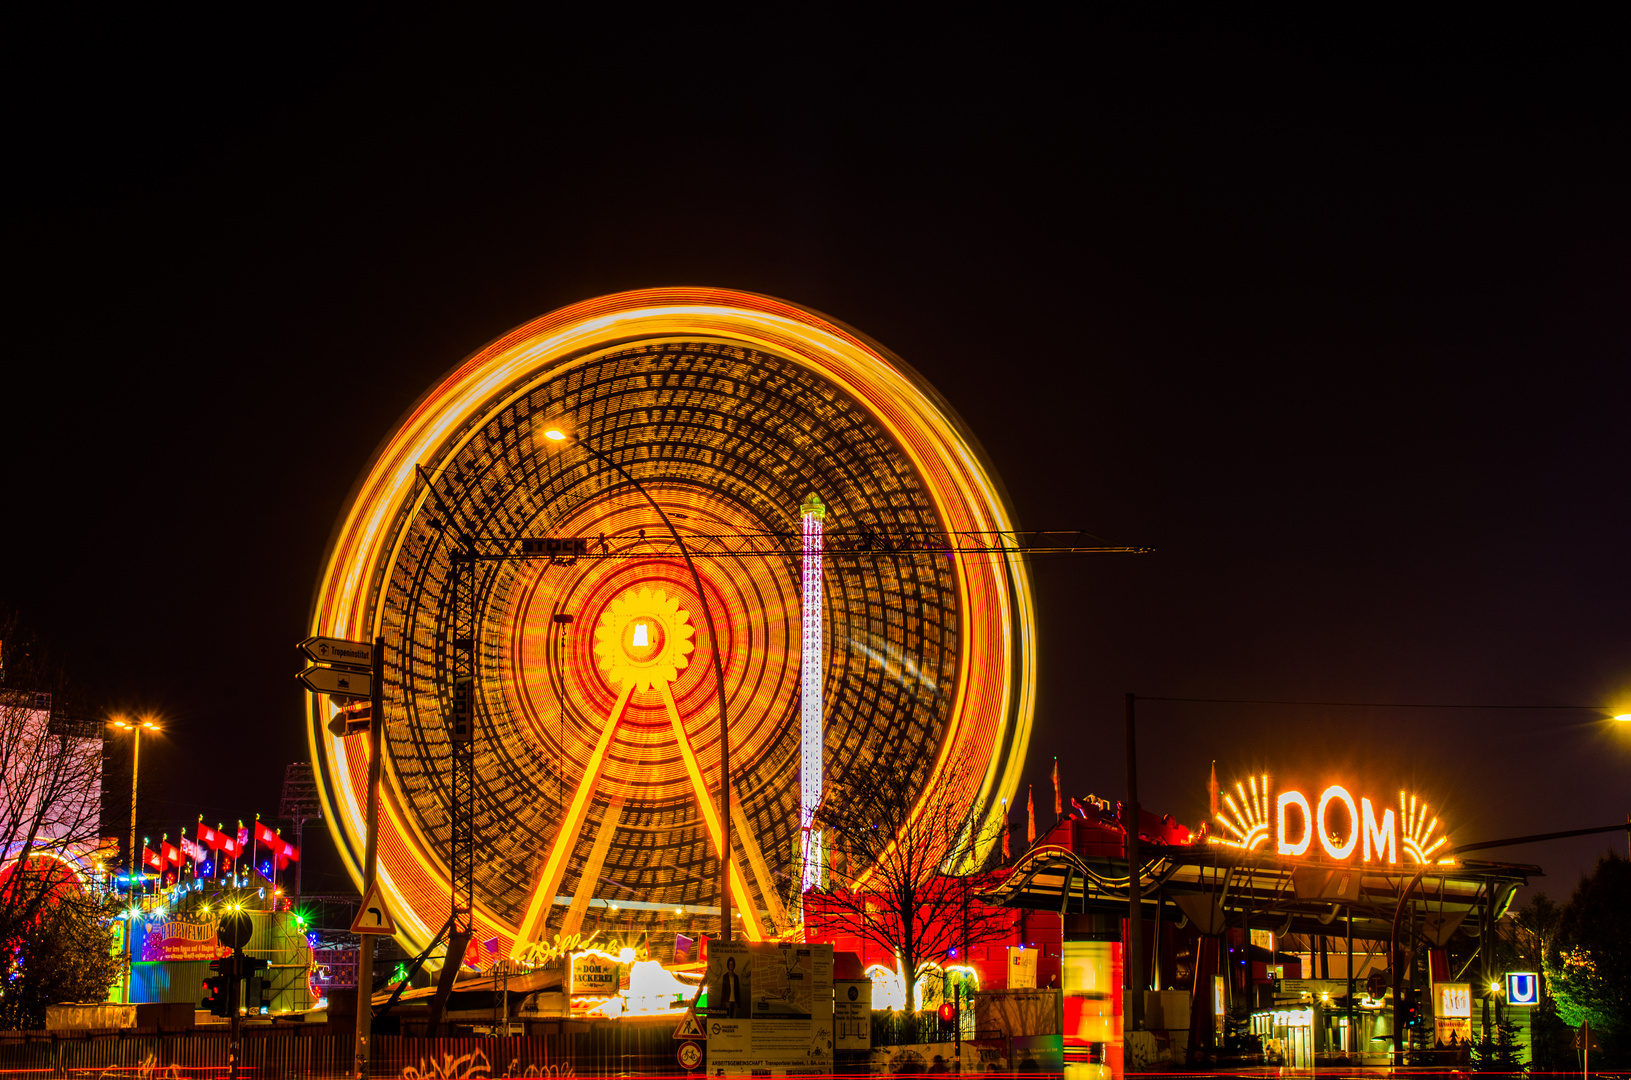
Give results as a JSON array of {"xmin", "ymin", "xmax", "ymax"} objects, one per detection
[{"xmin": 720, "ymin": 956, "xmax": 744, "ymax": 1018}]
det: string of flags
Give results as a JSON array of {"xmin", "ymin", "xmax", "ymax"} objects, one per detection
[{"xmin": 131, "ymin": 814, "xmax": 299, "ymax": 891}]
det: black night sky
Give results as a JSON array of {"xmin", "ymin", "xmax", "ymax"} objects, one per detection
[{"xmin": 4, "ymin": 10, "xmax": 1627, "ymax": 898}]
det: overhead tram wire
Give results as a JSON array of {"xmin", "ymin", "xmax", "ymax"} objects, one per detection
[
  {"xmin": 453, "ymin": 529, "xmax": 1155, "ymax": 562},
  {"xmin": 1132, "ymin": 696, "xmax": 1614, "ymax": 711}
]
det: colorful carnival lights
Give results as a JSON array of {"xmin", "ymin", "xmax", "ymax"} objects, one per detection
[{"xmin": 799, "ymin": 493, "xmax": 826, "ymax": 899}]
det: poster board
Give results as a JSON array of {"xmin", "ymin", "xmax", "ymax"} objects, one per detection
[
  {"xmin": 1061, "ymin": 941, "xmax": 1121, "ymax": 1077},
  {"xmin": 706, "ymin": 941, "xmax": 833, "ymax": 1075},
  {"xmin": 1007, "ymin": 946, "xmax": 1037, "ymax": 989},
  {"xmin": 1434, "ymin": 982, "xmax": 1472, "ymax": 1048},
  {"xmin": 834, "ymin": 979, "xmax": 871, "ymax": 1050}
]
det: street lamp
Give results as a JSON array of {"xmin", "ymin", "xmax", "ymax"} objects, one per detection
[
  {"xmin": 541, "ymin": 424, "xmax": 738, "ymax": 940},
  {"xmin": 109, "ymin": 715, "xmax": 160, "ymax": 1003}
]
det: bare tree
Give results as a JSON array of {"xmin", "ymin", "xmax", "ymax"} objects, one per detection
[
  {"xmin": 811, "ymin": 751, "xmax": 1015, "ymax": 1012},
  {"xmin": 0, "ymin": 614, "xmax": 111, "ymax": 1016}
]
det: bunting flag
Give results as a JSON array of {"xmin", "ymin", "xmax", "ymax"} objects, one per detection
[
  {"xmin": 180, "ymin": 837, "xmax": 207, "ymax": 865},
  {"xmin": 1052, "ymin": 758, "xmax": 1061, "ymax": 818},
  {"xmin": 274, "ymin": 839, "xmax": 300, "ymax": 870},
  {"xmin": 237, "ymin": 824, "xmax": 250, "ymax": 850},
  {"xmin": 142, "ymin": 846, "xmax": 163, "ymax": 872},
  {"xmin": 254, "ymin": 820, "xmax": 280, "ymax": 848},
  {"xmin": 160, "ymin": 841, "xmax": 183, "ymax": 867},
  {"xmin": 197, "ymin": 821, "xmax": 225, "ymax": 850},
  {"xmin": 1027, "ymin": 785, "xmax": 1036, "ymax": 845},
  {"xmin": 219, "ymin": 834, "xmax": 243, "ymax": 859}
]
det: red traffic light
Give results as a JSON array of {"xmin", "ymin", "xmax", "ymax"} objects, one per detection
[{"xmin": 938, "ymin": 1002, "xmax": 957, "ymax": 1023}]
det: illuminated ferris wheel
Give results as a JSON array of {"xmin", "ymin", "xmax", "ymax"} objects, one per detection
[{"xmin": 306, "ymin": 289, "xmax": 1036, "ymax": 957}]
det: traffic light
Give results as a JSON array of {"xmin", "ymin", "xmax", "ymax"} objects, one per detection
[
  {"xmin": 202, "ymin": 968, "xmax": 233, "ymax": 1018},
  {"xmin": 1402, "ymin": 987, "xmax": 1422, "ymax": 1029},
  {"xmin": 938, "ymin": 1002, "xmax": 957, "ymax": 1024},
  {"xmin": 241, "ymin": 956, "xmax": 270, "ymax": 1014}
]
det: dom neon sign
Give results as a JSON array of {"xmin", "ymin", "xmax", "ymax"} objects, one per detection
[{"xmin": 1211, "ymin": 775, "xmax": 1449, "ymax": 864}]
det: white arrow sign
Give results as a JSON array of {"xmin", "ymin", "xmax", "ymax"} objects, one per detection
[
  {"xmin": 299, "ymin": 636, "xmax": 373, "ymax": 669},
  {"xmin": 297, "ymin": 665, "xmax": 372, "ymax": 699}
]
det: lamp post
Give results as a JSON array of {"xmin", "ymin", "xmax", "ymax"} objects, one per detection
[
  {"xmin": 542, "ymin": 425, "xmax": 737, "ymax": 940},
  {"xmin": 110, "ymin": 716, "xmax": 160, "ymax": 1004}
]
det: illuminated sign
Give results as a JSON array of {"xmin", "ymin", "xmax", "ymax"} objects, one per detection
[
  {"xmin": 1434, "ymin": 982, "xmax": 1472, "ymax": 1047},
  {"xmin": 1506, "ymin": 972, "xmax": 1539, "ymax": 1006},
  {"xmin": 1436, "ymin": 983, "xmax": 1470, "ymax": 1018},
  {"xmin": 568, "ymin": 951, "xmax": 621, "ymax": 996},
  {"xmin": 1211, "ymin": 774, "xmax": 1450, "ymax": 864}
]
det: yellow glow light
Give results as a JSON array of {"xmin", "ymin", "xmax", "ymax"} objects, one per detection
[{"xmin": 543, "ymin": 429, "xmax": 568, "ymax": 441}]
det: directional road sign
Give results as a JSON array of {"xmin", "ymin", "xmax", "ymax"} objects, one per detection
[
  {"xmin": 298, "ymin": 636, "xmax": 373, "ymax": 669},
  {"xmin": 297, "ymin": 665, "xmax": 372, "ymax": 699},
  {"xmin": 350, "ymin": 880, "xmax": 398, "ymax": 935}
]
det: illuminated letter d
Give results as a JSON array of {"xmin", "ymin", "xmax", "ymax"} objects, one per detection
[{"xmin": 1277, "ymin": 791, "xmax": 1312, "ymax": 856}]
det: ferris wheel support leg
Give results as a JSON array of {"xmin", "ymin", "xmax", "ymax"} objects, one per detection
[
  {"xmin": 659, "ymin": 683, "xmax": 768, "ymax": 941},
  {"xmin": 730, "ymin": 796, "xmax": 790, "ymax": 935},
  {"xmin": 513, "ymin": 681, "xmax": 636, "ymax": 952},
  {"xmin": 559, "ymin": 793, "xmax": 626, "ymax": 939}
]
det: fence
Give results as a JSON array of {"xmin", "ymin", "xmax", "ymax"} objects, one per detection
[{"xmin": 0, "ymin": 1022, "xmax": 689, "ymax": 1078}]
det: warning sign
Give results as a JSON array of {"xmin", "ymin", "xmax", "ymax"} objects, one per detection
[
  {"xmin": 349, "ymin": 880, "xmax": 398, "ymax": 935},
  {"xmin": 674, "ymin": 1009, "xmax": 706, "ymax": 1040}
]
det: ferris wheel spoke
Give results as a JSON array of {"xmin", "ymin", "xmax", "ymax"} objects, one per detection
[
  {"xmin": 513, "ymin": 680, "xmax": 636, "ymax": 951},
  {"xmin": 657, "ymin": 681, "xmax": 767, "ymax": 941}
]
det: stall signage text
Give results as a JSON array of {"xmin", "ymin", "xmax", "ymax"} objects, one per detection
[{"xmin": 1277, "ymin": 785, "xmax": 1396, "ymax": 863}]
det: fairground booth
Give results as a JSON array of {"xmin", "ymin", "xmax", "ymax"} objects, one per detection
[{"xmin": 980, "ymin": 770, "xmax": 1542, "ymax": 1072}]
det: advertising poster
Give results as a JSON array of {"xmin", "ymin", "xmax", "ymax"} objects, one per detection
[
  {"xmin": 140, "ymin": 916, "xmax": 227, "ymax": 961},
  {"xmin": 1008, "ymin": 946, "xmax": 1038, "ymax": 989},
  {"xmin": 706, "ymin": 941, "xmax": 833, "ymax": 1075},
  {"xmin": 1062, "ymin": 941, "xmax": 1122, "ymax": 1079},
  {"xmin": 834, "ymin": 979, "xmax": 871, "ymax": 1050},
  {"xmin": 1434, "ymin": 982, "xmax": 1472, "ymax": 1048}
]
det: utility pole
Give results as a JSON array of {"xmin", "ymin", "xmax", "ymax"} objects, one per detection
[
  {"xmin": 355, "ymin": 637, "xmax": 385, "ymax": 1080},
  {"xmin": 1124, "ymin": 693, "xmax": 1143, "ymax": 1031},
  {"xmin": 229, "ymin": 946, "xmax": 242, "ymax": 1080}
]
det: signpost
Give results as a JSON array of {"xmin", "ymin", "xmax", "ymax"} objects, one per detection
[
  {"xmin": 350, "ymin": 880, "xmax": 398, "ymax": 936},
  {"xmin": 297, "ymin": 665, "xmax": 372, "ymax": 698},
  {"xmin": 300, "ymin": 636, "xmax": 375, "ymax": 668},
  {"xmin": 295, "ymin": 633, "xmax": 384, "ymax": 1079}
]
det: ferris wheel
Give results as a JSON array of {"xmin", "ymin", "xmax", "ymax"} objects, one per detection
[{"xmin": 306, "ymin": 289, "xmax": 1036, "ymax": 958}]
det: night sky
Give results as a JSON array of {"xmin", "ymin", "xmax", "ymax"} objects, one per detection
[{"xmin": 5, "ymin": 10, "xmax": 1627, "ymax": 901}]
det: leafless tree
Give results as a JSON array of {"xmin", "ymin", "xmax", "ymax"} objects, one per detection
[
  {"xmin": 0, "ymin": 614, "xmax": 108, "ymax": 988},
  {"xmin": 810, "ymin": 751, "xmax": 1015, "ymax": 1012}
]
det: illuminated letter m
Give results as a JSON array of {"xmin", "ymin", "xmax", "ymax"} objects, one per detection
[{"xmin": 1362, "ymin": 797, "xmax": 1396, "ymax": 863}]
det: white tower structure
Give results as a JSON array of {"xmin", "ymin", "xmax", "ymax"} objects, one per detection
[{"xmin": 799, "ymin": 492, "xmax": 826, "ymax": 897}]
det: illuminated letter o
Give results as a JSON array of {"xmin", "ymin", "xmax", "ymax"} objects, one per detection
[
  {"xmin": 1317, "ymin": 785, "xmax": 1359, "ymax": 860},
  {"xmin": 1277, "ymin": 791, "xmax": 1312, "ymax": 856}
]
